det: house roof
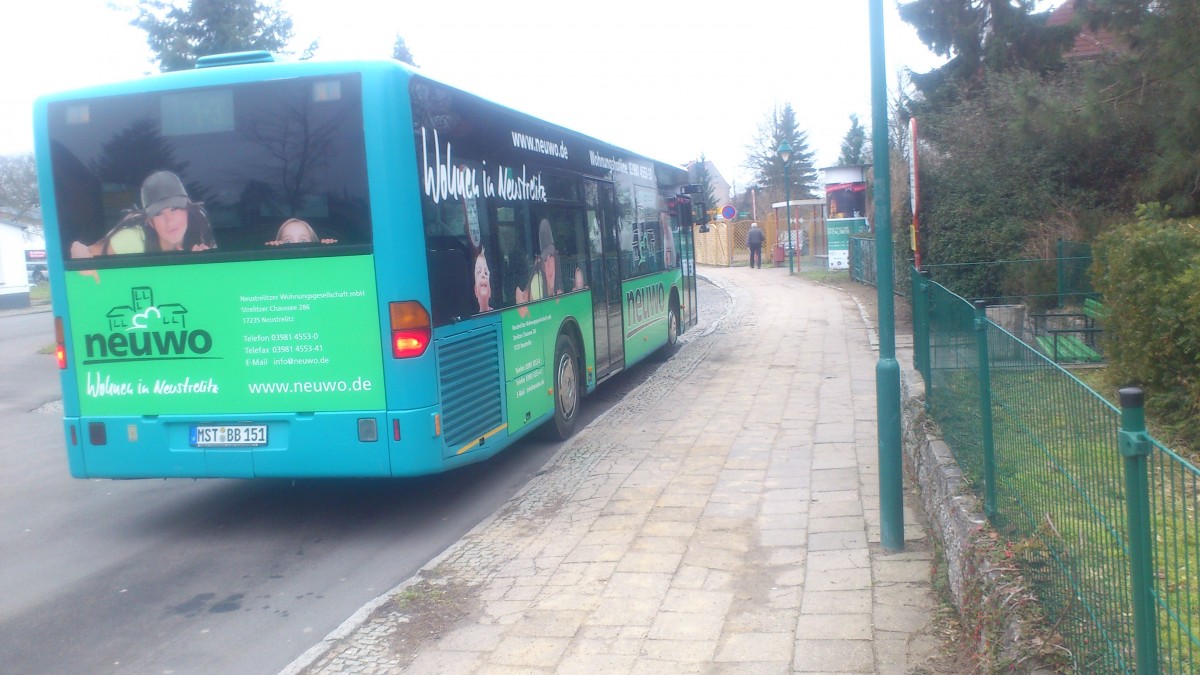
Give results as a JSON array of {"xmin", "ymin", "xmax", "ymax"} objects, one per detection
[{"xmin": 1047, "ymin": 0, "xmax": 1124, "ymax": 60}]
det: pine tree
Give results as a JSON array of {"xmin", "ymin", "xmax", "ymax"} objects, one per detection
[
  {"xmin": 744, "ymin": 104, "xmax": 818, "ymax": 202},
  {"xmin": 132, "ymin": 0, "xmax": 298, "ymax": 72},
  {"xmin": 691, "ymin": 154, "xmax": 718, "ymax": 217},
  {"xmin": 392, "ymin": 35, "xmax": 417, "ymax": 66},
  {"xmin": 1082, "ymin": 0, "xmax": 1200, "ymax": 212},
  {"xmin": 837, "ymin": 114, "xmax": 870, "ymax": 166},
  {"xmin": 898, "ymin": 0, "xmax": 1076, "ymax": 108}
]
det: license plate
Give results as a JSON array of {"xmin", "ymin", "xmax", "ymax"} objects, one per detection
[{"xmin": 190, "ymin": 424, "xmax": 268, "ymax": 447}]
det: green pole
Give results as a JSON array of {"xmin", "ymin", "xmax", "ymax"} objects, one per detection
[
  {"xmin": 974, "ymin": 301, "xmax": 997, "ymax": 520},
  {"xmin": 870, "ymin": 0, "xmax": 904, "ymax": 552},
  {"xmin": 785, "ymin": 165, "xmax": 794, "ymax": 274},
  {"xmin": 1118, "ymin": 387, "xmax": 1160, "ymax": 674}
]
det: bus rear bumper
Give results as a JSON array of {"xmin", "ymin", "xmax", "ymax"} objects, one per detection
[{"xmin": 63, "ymin": 407, "xmax": 444, "ymax": 479}]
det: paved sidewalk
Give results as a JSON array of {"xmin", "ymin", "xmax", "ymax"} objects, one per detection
[{"xmin": 289, "ymin": 265, "xmax": 936, "ymax": 674}]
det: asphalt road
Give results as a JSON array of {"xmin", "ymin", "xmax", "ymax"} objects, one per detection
[{"xmin": 0, "ymin": 278, "xmax": 728, "ymax": 674}]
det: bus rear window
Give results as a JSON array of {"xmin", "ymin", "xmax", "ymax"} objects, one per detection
[{"xmin": 49, "ymin": 74, "xmax": 371, "ymax": 264}]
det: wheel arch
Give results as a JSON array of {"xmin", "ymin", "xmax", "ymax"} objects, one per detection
[{"xmin": 556, "ymin": 316, "xmax": 587, "ymax": 388}]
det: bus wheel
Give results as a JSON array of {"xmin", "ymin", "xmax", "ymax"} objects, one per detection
[
  {"xmin": 549, "ymin": 333, "xmax": 580, "ymax": 440},
  {"xmin": 656, "ymin": 299, "xmax": 680, "ymax": 360},
  {"xmin": 666, "ymin": 299, "xmax": 680, "ymax": 348}
]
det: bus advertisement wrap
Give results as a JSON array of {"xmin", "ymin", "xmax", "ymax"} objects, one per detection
[
  {"xmin": 66, "ymin": 255, "xmax": 386, "ymax": 416},
  {"xmin": 622, "ymin": 272, "xmax": 678, "ymax": 363},
  {"xmin": 502, "ymin": 293, "xmax": 595, "ymax": 435}
]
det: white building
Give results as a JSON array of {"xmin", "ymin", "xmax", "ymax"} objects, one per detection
[
  {"xmin": 685, "ymin": 159, "xmax": 732, "ymax": 218},
  {"xmin": 0, "ymin": 219, "xmax": 31, "ymax": 309},
  {"xmin": 0, "ymin": 207, "xmax": 44, "ymax": 310}
]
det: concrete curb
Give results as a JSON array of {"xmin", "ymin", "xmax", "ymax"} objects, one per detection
[{"xmin": 0, "ymin": 302, "xmax": 52, "ymax": 319}]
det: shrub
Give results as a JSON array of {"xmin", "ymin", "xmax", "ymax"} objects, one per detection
[{"xmin": 1092, "ymin": 205, "xmax": 1200, "ymax": 446}]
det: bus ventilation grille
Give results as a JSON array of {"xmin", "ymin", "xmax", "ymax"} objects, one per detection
[{"xmin": 437, "ymin": 329, "xmax": 504, "ymax": 449}]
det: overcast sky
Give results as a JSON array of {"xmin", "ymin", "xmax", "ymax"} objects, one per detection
[{"xmin": 1, "ymin": 0, "xmax": 965, "ymax": 190}]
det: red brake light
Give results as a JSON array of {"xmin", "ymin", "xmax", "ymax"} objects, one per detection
[
  {"xmin": 54, "ymin": 317, "xmax": 67, "ymax": 370},
  {"xmin": 389, "ymin": 301, "xmax": 431, "ymax": 358},
  {"xmin": 392, "ymin": 329, "xmax": 430, "ymax": 358}
]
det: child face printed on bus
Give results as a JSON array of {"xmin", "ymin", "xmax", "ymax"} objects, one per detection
[
  {"xmin": 266, "ymin": 218, "xmax": 338, "ymax": 246},
  {"xmin": 275, "ymin": 218, "xmax": 318, "ymax": 244},
  {"xmin": 474, "ymin": 250, "xmax": 493, "ymax": 312}
]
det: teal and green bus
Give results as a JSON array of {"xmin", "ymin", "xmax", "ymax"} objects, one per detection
[{"xmin": 35, "ymin": 52, "xmax": 698, "ymax": 479}]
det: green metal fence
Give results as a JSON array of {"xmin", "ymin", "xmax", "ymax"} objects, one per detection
[
  {"xmin": 850, "ymin": 235, "xmax": 877, "ymax": 285},
  {"xmin": 922, "ymin": 247, "xmax": 1094, "ymax": 310},
  {"xmin": 912, "ymin": 267, "xmax": 1200, "ymax": 673}
]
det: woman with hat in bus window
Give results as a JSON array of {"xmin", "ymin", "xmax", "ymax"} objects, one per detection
[{"xmin": 70, "ymin": 171, "xmax": 216, "ymax": 258}]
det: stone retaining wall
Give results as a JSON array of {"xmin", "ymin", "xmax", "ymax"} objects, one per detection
[{"xmin": 899, "ymin": 366, "xmax": 1057, "ymax": 673}]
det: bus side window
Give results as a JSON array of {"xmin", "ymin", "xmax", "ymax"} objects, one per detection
[
  {"xmin": 496, "ymin": 223, "xmax": 528, "ymax": 308},
  {"xmin": 553, "ymin": 210, "xmax": 587, "ymax": 292},
  {"xmin": 426, "ymin": 236, "xmax": 475, "ymax": 325}
]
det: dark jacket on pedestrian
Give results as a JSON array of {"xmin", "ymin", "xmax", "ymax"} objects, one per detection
[{"xmin": 746, "ymin": 225, "xmax": 765, "ymax": 247}]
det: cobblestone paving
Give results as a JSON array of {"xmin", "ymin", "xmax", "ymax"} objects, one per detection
[{"xmin": 286, "ymin": 266, "xmax": 937, "ymax": 674}]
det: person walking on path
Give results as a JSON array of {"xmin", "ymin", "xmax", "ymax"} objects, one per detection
[{"xmin": 746, "ymin": 222, "xmax": 765, "ymax": 268}]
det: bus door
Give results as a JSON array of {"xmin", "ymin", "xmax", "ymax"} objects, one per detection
[
  {"xmin": 587, "ymin": 180, "xmax": 624, "ymax": 380},
  {"xmin": 674, "ymin": 196, "xmax": 699, "ymax": 328}
]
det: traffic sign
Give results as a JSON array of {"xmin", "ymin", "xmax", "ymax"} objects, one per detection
[{"xmin": 721, "ymin": 205, "xmax": 736, "ymax": 220}]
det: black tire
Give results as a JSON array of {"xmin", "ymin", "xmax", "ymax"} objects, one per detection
[
  {"xmin": 655, "ymin": 299, "xmax": 681, "ymax": 360},
  {"xmin": 666, "ymin": 299, "xmax": 680, "ymax": 348},
  {"xmin": 547, "ymin": 332, "xmax": 581, "ymax": 440}
]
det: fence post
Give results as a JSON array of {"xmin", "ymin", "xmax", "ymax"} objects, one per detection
[
  {"xmin": 1118, "ymin": 387, "xmax": 1160, "ymax": 675},
  {"xmin": 916, "ymin": 270, "xmax": 932, "ymax": 400},
  {"xmin": 973, "ymin": 300, "xmax": 997, "ymax": 520},
  {"xmin": 1056, "ymin": 237, "xmax": 1065, "ymax": 308},
  {"xmin": 910, "ymin": 267, "xmax": 922, "ymax": 372}
]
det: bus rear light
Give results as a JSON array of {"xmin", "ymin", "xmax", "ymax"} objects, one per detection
[
  {"xmin": 393, "ymin": 419, "xmax": 401, "ymax": 441},
  {"xmin": 55, "ymin": 317, "xmax": 67, "ymax": 369},
  {"xmin": 392, "ymin": 330, "xmax": 430, "ymax": 358},
  {"xmin": 389, "ymin": 301, "xmax": 431, "ymax": 358}
]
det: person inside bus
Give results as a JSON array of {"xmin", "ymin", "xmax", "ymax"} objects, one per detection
[
  {"xmin": 496, "ymin": 225, "xmax": 528, "ymax": 308},
  {"xmin": 265, "ymin": 218, "xmax": 338, "ymax": 246},
  {"xmin": 69, "ymin": 171, "xmax": 216, "ymax": 258},
  {"xmin": 514, "ymin": 218, "xmax": 562, "ymax": 305}
]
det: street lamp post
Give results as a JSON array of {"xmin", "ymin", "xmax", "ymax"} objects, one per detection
[{"xmin": 777, "ymin": 141, "xmax": 794, "ymax": 274}]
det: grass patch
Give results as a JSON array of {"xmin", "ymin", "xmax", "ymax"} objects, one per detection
[
  {"xmin": 926, "ymin": 341, "xmax": 1200, "ymax": 671},
  {"xmin": 800, "ymin": 268, "xmax": 851, "ymax": 284},
  {"xmin": 29, "ymin": 281, "xmax": 50, "ymax": 305}
]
